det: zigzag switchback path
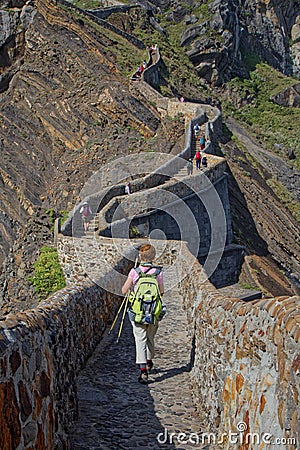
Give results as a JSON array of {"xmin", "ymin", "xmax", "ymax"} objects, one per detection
[{"xmin": 69, "ymin": 279, "xmax": 211, "ymax": 449}]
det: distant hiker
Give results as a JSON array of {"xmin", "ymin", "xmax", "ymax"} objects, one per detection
[
  {"xmin": 179, "ymin": 96, "xmax": 185, "ymax": 103},
  {"xmin": 122, "ymin": 244, "xmax": 166, "ymax": 384},
  {"xmin": 195, "ymin": 150, "xmax": 201, "ymax": 170},
  {"xmin": 149, "ymin": 44, "xmax": 157, "ymax": 54},
  {"xmin": 187, "ymin": 158, "xmax": 193, "ymax": 175},
  {"xmin": 125, "ymin": 183, "xmax": 131, "ymax": 195},
  {"xmin": 199, "ymin": 135, "xmax": 206, "ymax": 150},
  {"xmin": 133, "ymin": 67, "xmax": 142, "ymax": 79},
  {"xmin": 80, "ymin": 201, "xmax": 92, "ymax": 233},
  {"xmin": 202, "ymin": 155, "xmax": 208, "ymax": 168},
  {"xmin": 193, "ymin": 123, "xmax": 200, "ymax": 139},
  {"xmin": 288, "ymin": 148, "xmax": 296, "ymax": 160}
]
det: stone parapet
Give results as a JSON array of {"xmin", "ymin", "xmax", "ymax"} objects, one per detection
[
  {"xmin": 178, "ymin": 243, "xmax": 300, "ymax": 449},
  {"xmin": 0, "ymin": 249, "xmax": 133, "ymax": 449},
  {"xmin": 142, "ymin": 47, "xmax": 161, "ymax": 87},
  {"xmin": 96, "ymin": 158, "xmax": 228, "ymax": 233},
  {"xmin": 62, "ymin": 46, "xmax": 222, "ymax": 235}
]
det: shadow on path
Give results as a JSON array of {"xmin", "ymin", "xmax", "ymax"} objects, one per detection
[
  {"xmin": 69, "ymin": 316, "xmax": 177, "ymax": 449},
  {"xmin": 69, "ymin": 288, "xmax": 207, "ymax": 449}
]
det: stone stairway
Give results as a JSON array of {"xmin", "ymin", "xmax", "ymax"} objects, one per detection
[
  {"xmin": 83, "ymin": 149, "xmax": 219, "ymax": 237},
  {"xmin": 86, "ymin": 214, "xmax": 100, "ymax": 235},
  {"xmin": 68, "ymin": 280, "xmax": 211, "ymax": 449}
]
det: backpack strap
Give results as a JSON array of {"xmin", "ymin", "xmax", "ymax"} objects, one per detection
[
  {"xmin": 134, "ymin": 265, "xmax": 161, "ymax": 279},
  {"xmin": 134, "ymin": 266, "xmax": 152, "ymax": 279}
]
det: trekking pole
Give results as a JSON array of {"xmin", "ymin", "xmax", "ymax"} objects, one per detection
[
  {"xmin": 108, "ymin": 295, "xmax": 127, "ymax": 335},
  {"xmin": 115, "ymin": 254, "xmax": 139, "ymax": 343},
  {"xmin": 116, "ymin": 292, "xmax": 129, "ymax": 344},
  {"xmin": 113, "ymin": 256, "xmax": 139, "ymax": 343}
]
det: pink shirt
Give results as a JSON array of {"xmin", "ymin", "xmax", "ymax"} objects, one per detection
[{"xmin": 129, "ymin": 265, "xmax": 163, "ymax": 287}]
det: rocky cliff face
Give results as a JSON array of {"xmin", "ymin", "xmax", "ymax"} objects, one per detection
[
  {"xmin": 179, "ymin": 0, "xmax": 300, "ymax": 85},
  {"xmin": 0, "ymin": 0, "xmax": 299, "ymax": 312},
  {"xmin": 223, "ymin": 118, "xmax": 300, "ymax": 296},
  {"xmin": 0, "ymin": 0, "xmax": 184, "ymax": 311}
]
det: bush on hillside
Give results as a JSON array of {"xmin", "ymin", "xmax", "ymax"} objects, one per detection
[{"xmin": 29, "ymin": 246, "xmax": 66, "ymax": 301}]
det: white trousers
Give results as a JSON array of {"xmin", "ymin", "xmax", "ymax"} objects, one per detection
[{"xmin": 131, "ymin": 321, "xmax": 159, "ymax": 364}]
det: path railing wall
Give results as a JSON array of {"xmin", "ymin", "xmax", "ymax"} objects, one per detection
[
  {"xmin": 2, "ymin": 5, "xmax": 298, "ymax": 449},
  {"xmin": 96, "ymin": 157, "xmax": 228, "ymax": 235},
  {"xmin": 62, "ymin": 106, "xmax": 218, "ymax": 236},
  {"xmin": 0, "ymin": 247, "xmax": 134, "ymax": 449},
  {"xmin": 178, "ymin": 243, "xmax": 300, "ymax": 448}
]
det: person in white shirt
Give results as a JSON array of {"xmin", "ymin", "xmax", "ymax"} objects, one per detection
[
  {"xmin": 125, "ymin": 183, "xmax": 131, "ymax": 195},
  {"xmin": 79, "ymin": 201, "xmax": 92, "ymax": 232}
]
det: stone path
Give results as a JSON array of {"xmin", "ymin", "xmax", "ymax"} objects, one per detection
[{"xmin": 68, "ymin": 286, "xmax": 210, "ymax": 449}]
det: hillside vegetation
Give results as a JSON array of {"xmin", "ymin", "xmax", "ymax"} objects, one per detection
[
  {"xmin": 0, "ymin": 0, "xmax": 299, "ymax": 312},
  {"xmin": 224, "ymin": 64, "xmax": 300, "ymax": 169}
]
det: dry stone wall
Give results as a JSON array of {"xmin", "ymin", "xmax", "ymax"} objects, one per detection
[
  {"xmin": 62, "ymin": 104, "xmax": 222, "ymax": 237},
  {"xmin": 1, "ymin": 18, "xmax": 298, "ymax": 449},
  {"xmin": 99, "ymin": 158, "xmax": 228, "ymax": 229},
  {"xmin": 0, "ymin": 248, "xmax": 133, "ymax": 450},
  {"xmin": 96, "ymin": 162, "xmax": 244, "ymax": 288},
  {"xmin": 0, "ymin": 233, "xmax": 299, "ymax": 449},
  {"xmin": 178, "ymin": 243, "xmax": 300, "ymax": 449}
]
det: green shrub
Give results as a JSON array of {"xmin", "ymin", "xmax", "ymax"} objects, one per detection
[
  {"xmin": 60, "ymin": 210, "xmax": 69, "ymax": 225},
  {"xmin": 67, "ymin": 0, "xmax": 102, "ymax": 9},
  {"xmin": 239, "ymin": 283, "xmax": 258, "ymax": 290},
  {"xmin": 129, "ymin": 226, "xmax": 142, "ymax": 238},
  {"xmin": 29, "ymin": 246, "xmax": 66, "ymax": 301}
]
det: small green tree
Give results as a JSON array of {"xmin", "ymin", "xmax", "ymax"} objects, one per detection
[{"xmin": 29, "ymin": 246, "xmax": 66, "ymax": 301}]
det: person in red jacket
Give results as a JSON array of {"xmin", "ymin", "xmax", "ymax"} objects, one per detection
[{"xmin": 195, "ymin": 150, "xmax": 201, "ymax": 170}]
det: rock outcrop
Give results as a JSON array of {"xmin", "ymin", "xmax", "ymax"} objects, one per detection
[
  {"xmin": 0, "ymin": 0, "xmax": 184, "ymax": 309},
  {"xmin": 270, "ymin": 82, "xmax": 300, "ymax": 108},
  {"xmin": 224, "ymin": 118, "xmax": 300, "ymax": 294},
  {"xmin": 0, "ymin": 0, "xmax": 299, "ymax": 312},
  {"xmin": 179, "ymin": 0, "xmax": 300, "ymax": 85}
]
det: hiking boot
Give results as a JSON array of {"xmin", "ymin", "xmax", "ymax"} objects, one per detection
[
  {"xmin": 138, "ymin": 371, "xmax": 148, "ymax": 384},
  {"xmin": 146, "ymin": 360, "xmax": 154, "ymax": 373}
]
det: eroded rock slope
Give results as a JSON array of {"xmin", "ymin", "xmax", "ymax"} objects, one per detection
[{"xmin": 0, "ymin": 0, "xmax": 184, "ymax": 311}]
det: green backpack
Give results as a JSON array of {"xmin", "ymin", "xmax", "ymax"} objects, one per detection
[{"xmin": 129, "ymin": 266, "xmax": 163, "ymax": 324}]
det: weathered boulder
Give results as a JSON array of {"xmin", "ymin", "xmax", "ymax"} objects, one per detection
[
  {"xmin": 184, "ymin": 14, "xmax": 197, "ymax": 25},
  {"xmin": 0, "ymin": 10, "xmax": 20, "ymax": 48},
  {"xmin": 270, "ymin": 83, "xmax": 300, "ymax": 108},
  {"xmin": 165, "ymin": 5, "xmax": 189, "ymax": 23}
]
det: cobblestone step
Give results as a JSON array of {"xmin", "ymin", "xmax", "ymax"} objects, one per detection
[{"xmin": 68, "ymin": 287, "xmax": 212, "ymax": 449}]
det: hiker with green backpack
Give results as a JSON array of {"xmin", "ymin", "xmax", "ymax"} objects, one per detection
[{"xmin": 122, "ymin": 244, "xmax": 166, "ymax": 384}]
